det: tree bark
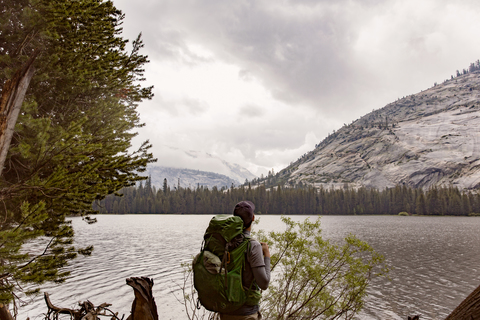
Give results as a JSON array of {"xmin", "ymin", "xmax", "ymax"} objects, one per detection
[
  {"xmin": 126, "ymin": 277, "xmax": 159, "ymax": 320},
  {"xmin": 0, "ymin": 304, "xmax": 13, "ymax": 320},
  {"xmin": 445, "ymin": 282, "xmax": 480, "ymax": 320},
  {"xmin": 0, "ymin": 50, "xmax": 39, "ymax": 177}
]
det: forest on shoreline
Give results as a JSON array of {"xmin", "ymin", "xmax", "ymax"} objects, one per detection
[{"xmin": 94, "ymin": 178, "xmax": 480, "ymax": 216}]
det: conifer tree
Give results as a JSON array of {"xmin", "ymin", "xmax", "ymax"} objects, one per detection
[{"xmin": 0, "ymin": 0, "xmax": 154, "ymax": 310}]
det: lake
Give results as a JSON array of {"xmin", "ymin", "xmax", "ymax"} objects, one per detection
[{"xmin": 17, "ymin": 215, "xmax": 480, "ymax": 320}]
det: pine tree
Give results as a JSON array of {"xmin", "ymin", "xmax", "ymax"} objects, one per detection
[
  {"xmin": 415, "ymin": 191, "xmax": 426, "ymax": 215},
  {"xmin": 426, "ymin": 187, "xmax": 441, "ymax": 215},
  {"xmin": 163, "ymin": 178, "xmax": 168, "ymax": 194},
  {"xmin": 0, "ymin": 0, "xmax": 154, "ymax": 308}
]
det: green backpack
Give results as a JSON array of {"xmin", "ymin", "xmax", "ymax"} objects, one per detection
[{"xmin": 193, "ymin": 215, "xmax": 261, "ymax": 313}]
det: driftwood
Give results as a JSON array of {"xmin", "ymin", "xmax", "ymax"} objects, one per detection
[
  {"xmin": 44, "ymin": 292, "xmax": 116, "ymax": 320},
  {"xmin": 41, "ymin": 277, "xmax": 158, "ymax": 320},
  {"xmin": 125, "ymin": 277, "xmax": 158, "ymax": 320},
  {"xmin": 445, "ymin": 282, "xmax": 480, "ymax": 320}
]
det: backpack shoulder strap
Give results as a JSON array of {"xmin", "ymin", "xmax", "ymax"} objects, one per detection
[{"xmin": 241, "ymin": 235, "xmax": 262, "ymax": 292}]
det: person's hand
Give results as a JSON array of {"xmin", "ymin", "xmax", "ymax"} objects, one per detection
[{"xmin": 260, "ymin": 242, "xmax": 270, "ymax": 258}]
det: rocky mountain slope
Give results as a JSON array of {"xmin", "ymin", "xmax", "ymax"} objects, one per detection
[
  {"xmin": 276, "ymin": 71, "xmax": 480, "ymax": 190},
  {"xmin": 152, "ymin": 146, "xmax": 256, "ymax": 184},
  {"xmin": 147, "ymin": 166, "xmax": 239, "ymax": 190},
  {"xmin": 185, "ymin": 150, "xmax": 256, "ymax": 183}
]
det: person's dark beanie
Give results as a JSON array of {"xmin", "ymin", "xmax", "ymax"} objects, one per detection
[{"xmin": 233, "ymin": 200, "xmax": 255, "ymax": 228}]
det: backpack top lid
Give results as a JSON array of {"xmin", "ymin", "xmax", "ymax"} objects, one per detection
[{"xmin": 205, "ymin": 215, "xmax": 244, "ymax": 243}]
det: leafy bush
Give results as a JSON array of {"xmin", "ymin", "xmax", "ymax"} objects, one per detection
[{"xmin": 255, "ymin": 217, "xmax": 388, "ymax": 320}]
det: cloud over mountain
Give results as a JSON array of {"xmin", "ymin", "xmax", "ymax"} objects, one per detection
[{"xmin": 116, "ymin": 0, "xmax": 480, "ymax": 176}]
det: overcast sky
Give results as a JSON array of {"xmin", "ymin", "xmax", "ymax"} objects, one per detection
[{"xmin": 113, "ymin": 0, "xmax": 480, "ymax": 177}]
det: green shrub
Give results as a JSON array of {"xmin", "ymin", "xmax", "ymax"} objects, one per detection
[{"xmin": 255, "ymin": 217, "xmax": 388, "ymax": 320}]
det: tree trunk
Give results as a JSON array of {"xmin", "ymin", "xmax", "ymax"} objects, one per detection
[
  {"xmin": 126, "ymin": 277, "xmax": 159, "ymax": 320},
  {"xmin": 445, "ymin": 282, "xmax": 480, "ymax": 320},
  {"xmin": 0, "ymin": 51, "xmax": 38, "ymax": 177},
  {"xmin": 0, "ymin": 304, "xmax": 13, "ymax": 320}
]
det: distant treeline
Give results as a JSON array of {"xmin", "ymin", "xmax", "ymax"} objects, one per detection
[{"xmin": 93, "ymin": 179, "xmax": 480, "ymax": 216}]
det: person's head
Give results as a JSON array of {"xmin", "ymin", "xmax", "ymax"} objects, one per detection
[{"xmin": 233, "ymin": 200, "xmax": 255, "ymax": 229}]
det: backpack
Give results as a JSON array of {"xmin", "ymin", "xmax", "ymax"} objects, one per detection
[{"xmin": 193, "ymin": 215, "xmax": 261, "ymax": 313}]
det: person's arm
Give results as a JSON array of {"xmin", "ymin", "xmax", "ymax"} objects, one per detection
[
  {"xmin": 251, "ymin": 242, "xmax": 271, "ymax": 290},
  {"xmin": 252, "ymin": 260, "xmax": 270, "ymax": 290}
]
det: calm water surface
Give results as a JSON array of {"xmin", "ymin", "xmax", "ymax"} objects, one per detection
[{"xmin": 18, "ymin": 215, "xmax": 480, "ymax": 320}]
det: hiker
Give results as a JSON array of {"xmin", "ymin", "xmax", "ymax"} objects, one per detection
[{"xmin": 220, "ymin": 200, "xmax": 271, "ymax": 320}]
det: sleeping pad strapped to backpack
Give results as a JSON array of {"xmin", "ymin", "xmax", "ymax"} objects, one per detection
[{"xmin": 193, "ymin": 215, "xmax": 261, "ymax": 313}]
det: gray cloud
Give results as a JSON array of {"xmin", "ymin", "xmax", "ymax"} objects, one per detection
[
  {"xmin": 154, "ymin": 96, "xmax": 209, "ymax": 117},
  {"xmin": 238, "ymin": 104, "xmax": 265, "ymax": 118},
  {"xmin": 118, "ymin": 0, "xmax": 479, "ymax": 112},
  {"xmin": 207, "ymin": 109, "xmax": 327, "ymax": 162},
  {"xmin": 182, "ymin": 98, "xmax": 209, "ymax": 115},
  {"xmin": 164, "ymin": 0, "xmax": 376, "ymax": 110}
]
